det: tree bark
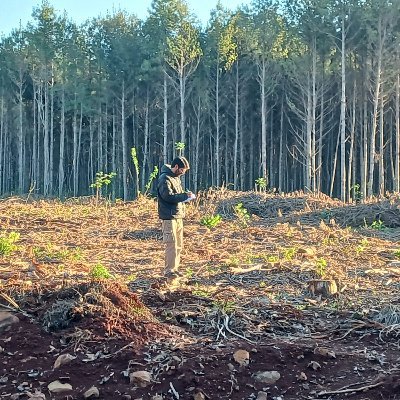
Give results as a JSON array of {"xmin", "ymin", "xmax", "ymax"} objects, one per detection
[
  {"xmin": 121, "ymin": 80, "xmax": 128, "ymax": 200},
  {"xmin": 58, "ymin": 88, "xmax": 65, "ymax": 198},
  {"xmin": 340, "ymin": 17, "xmax": 347, "ymax": 201},
  {"xmin": 396, "ymin": 73, "xmax": 400, "ymax": 192}
]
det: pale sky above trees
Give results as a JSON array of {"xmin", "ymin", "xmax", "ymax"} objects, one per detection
[{"xmin": 0, "ymin": 0, "xmax": 249, "ymax": 36}]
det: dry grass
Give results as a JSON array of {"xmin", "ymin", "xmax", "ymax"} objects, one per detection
[{"xmin": 1, "ymin": 190, "xmax": 400, "ymax": 341}]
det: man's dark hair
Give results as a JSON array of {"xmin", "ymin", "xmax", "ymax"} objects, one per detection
[{"xmin": 171, "ymin": 156, "xmax": 190, "ymax": 170}]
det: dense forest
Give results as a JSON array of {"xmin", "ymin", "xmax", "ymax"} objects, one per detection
[{"xmin": 0, "ymin": 0, "xmax": 399, "ymax": 201}]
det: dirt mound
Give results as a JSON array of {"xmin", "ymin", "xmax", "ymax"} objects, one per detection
[
  {"xmin": 324, "ymin": 196, "xmax": 400, "ymax": 228},
  {"xmin": 198, "ymin": 189, "xmax": 400, "ymax": 228},
  {"xmin": 12, "ymin": 281, "xmax": 175, "ymax": 346}
]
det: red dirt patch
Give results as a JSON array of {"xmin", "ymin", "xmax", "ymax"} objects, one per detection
[{"xmin": 2, "ymin": 313, "xmax": 400, "ymax": 399}]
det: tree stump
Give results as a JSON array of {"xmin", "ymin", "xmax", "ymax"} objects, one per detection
[{"xmin": 308, "ymin": 279, "xmax": 338, "ymax": 297}]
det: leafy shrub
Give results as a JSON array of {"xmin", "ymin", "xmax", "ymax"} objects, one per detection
[
  {"xmin": 90, "ymin": 263, "xmax": 114, "ymax": 280},
  {"xmin": 90, "ymin": 171, "xmax": 117, "ymax": 203},
  {"xmin": 200, "ymin": 214, "xmax": 222, "ymax": 229},
  {"xmin": 316, "ymin": 258, "xmax": 328, "ymax": 277},
  {"xmin": 33, "ymin": 245, "xmax": 83, "ymax": 262},
  {"xmin": 369, "ymin": 219, "xmax": 385, "ymax": 230},
  {"xmin": 282, "ymin": 247, "xmax": 297, "ymax": 261},
  {"xmin": 255, "ymin": 177, "xmax": 267, "ymax": 191},
  {"xmin": 0, "ymin": 232, "xmax": 20, "ymax": 256},
  {"xmin": 234, "ymin": 202, "xmax": 251, "ymax": 227},
  {"xmin": 145, "ymin": 166, "xmax": 159, "ymax": 195}
]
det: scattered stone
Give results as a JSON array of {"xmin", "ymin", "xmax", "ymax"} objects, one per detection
[
  {"xmin": 308, "ymin": 361, "xmax": 322, "ymax": 370},
  {"xmin": 297, "ymin": 247, "xmax": 316, "ymax": 257},
  {"xmin": 227, "ymin": 363, "xmax": 235, "ymax": 371},
  {"xmin": 48, "ymin": 380, "xmax": 73, "ymax": 393},
  {"xmin": 256, "ymin": 391, "xmax": 268, "ymax": 400},
  {"xmin": 151, "ymin": 396, "xmax": 163, "ymax": 400},
  {"xmin": 308, "ymin": 279, "xmax": 338, "ymax": 297},
  {"xmin": 26, "ymin": 390, "xmax": 46, "ymax": 399},
  {"xmin": 0, "ymin": 312, "xmax": 19, "ymax": 332},
  {"xmin": 297, "ymin": 372, "xmax": 308, "ymax": 381},
  {"xmin": 129, "ymin": 371, "xmax": 152, "ymax": 387},
  {"xmin": 83, "ymin": 386, "xmax": 100, "ymax": 398},
  {"xmin": 254, "ymin": 371, "xmax": 281, "ymax": 384},
  {"xmin": 53, "ymin": 353, "xmax": 76, "ymax": 369},
  {"xmin": 233, "ymin": 349, "xmax": 250, "ymax": 366},
  {"xmin": 193, "ymin": 392, "xmax": 205, "ymax": 400},
  {"xmin": 313, "ymin": 347, "xmax": 336, "ymax": 358}
]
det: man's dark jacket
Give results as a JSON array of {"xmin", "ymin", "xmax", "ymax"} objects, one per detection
[{"xmin": 157, "ymin": 164, "xmax": 189, "ymax": 220}]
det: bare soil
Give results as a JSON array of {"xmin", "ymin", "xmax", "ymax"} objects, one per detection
[{"xmin": 1, "ymin": 190, "xmax": 400, "ymax": 400}]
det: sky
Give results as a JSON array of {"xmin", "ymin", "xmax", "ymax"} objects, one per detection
[{"xmin": 0, "ymin": 0, "xmax": 249, "ymax": 36}]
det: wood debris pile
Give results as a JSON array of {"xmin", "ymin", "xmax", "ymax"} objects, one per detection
[{"xmin": 197, "ymin": 188, "xmax": 400, "ymax": 229}]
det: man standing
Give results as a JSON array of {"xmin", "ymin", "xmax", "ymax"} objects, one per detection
[{"xmin": 157, "ymin": 156, "xmax": 195, "ymax": 278}]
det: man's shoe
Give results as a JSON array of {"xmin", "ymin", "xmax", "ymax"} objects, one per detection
[{"xmin": 164, "ymin": 271, "xmax": 178, "ymax": 279}]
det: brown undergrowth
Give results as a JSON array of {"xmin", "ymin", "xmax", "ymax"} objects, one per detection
[{"xmin": 1, "ymin": 190, "xmax": 400, "ymax": 399}]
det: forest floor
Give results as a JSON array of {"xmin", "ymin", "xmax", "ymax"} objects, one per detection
[{"xmin": 1, "ymin": 189, "xmax": 400, "ymax": 400}]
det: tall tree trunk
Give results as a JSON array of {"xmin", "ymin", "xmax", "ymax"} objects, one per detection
[
  {"xmin": 209, "ymin": 133, "xmax": 214, "ymax": 186},
  {"xmin": 306, "ymin": 73, "xmax": 313, "ymax": 190},
  {"xmin": 89, "ymin": 117, "xmax": 94, "ymax": 187},
  {"xmin": 260, "ymin": 59, "xmax": 267, "ymax": 181},
  {"xmin": 4, "ymin": 121, "xmax": 9, "ymax": 193},
  {"xmin": 193, "ymin": 96, "xmax": 201, "ymax": 193},
  {"xmin": 32, "ymin": 84, "xmax": 38, "ymax": 190},
  {"xmin": 249, "ymin": 118, "xmax": 254, "ymax": 189},
  {"xmin": 72, "ymin": 97, "xmax": 78, "ymax": 197},
  {"xmin": 18, "ymin": 75, "xmax": 24, "ymax": 194},
  {"xmin": 43, "ymin": 82, "xmax": 50, "ymax": 196},
  {"xmin": 317, "ymin": 75, "xmax": 325, "ymax": 192},
  {"xmin": 104, "ymin": 99, "xmax": 108, "ymax": 172},
  {"xmin": 340, "ymin": 17, "xmax": 347, "ymax": 201},
  {"xmin": 378, "ymin": 93, "xmax": 385, "ymax": 196},
  {"xmin": 269, "ymin": 105, "xmax": 274, "ymax": 189},
  {"xmin": 278, "ymin": 97, "xmax": 284, "ymax": 193},
  {"xmin": 215, "ymin": 61, "xmax": 220, "ymax": 186},
  {"xmin": 163, "ymin": 72, "xmax": 168, "ymax": 164},
  {"xmin": 121, "ymin": 81, "xmax": 128, "ymax": 200},
  {"xmin": 311, "ymin": 37, "xmax": 317, "ymax": 192},
  {"xmin": 396, "ymin": 73, "xmax": 400, "ymax": 192},
  {"xmin": 361, "ymin": 84, "xmax": 368, "ymax": 200},
  {"xmin": 330, "ymin": 129, "xmax": 340, "ymax": 197},
  {"xmin": 368, "ymin": 16, "xmax": 384, "ymax": 197},
  {"xmin": 36, "ymin": 83, "xmax": 44, "ymax": 193},
  {"xmin": 224, "ymin": 123, "xmax": 229, "ymax": 185},
  {"xmin": 240, "ymin": 99, "xmax": 244, "ymax": 190},
  {"xmin": 58, "ymin": 88, "xmax": 65, "ymax": 198},
  {"xmin": 77, "ymin": 103, "xmax": 83, "ymax": 195},
  {"xmin": 348, "ymin": 82, "xmax": 356, "ymax": 202},
  {"xmin": 0, "ymin": 93, "xmax": 4, "ymax": 195},
  {"xmin": 233, "ymin": 61, "xmax": 239, "ymax": 190},
  {"xmin": 98, "ymin": 103, "xmax": 103, "ymax": 172},
  {"xmin": 49, "ymin": 74, "xmax": 54, "ymax": 195},
  {"xmin": 179, "ymin": 73, "xmax": 186, "ymax": 145},
  {"xmin": 141, "ymin": 89, "xmax": 150, "ymax": 193},
  {"xmin": 112, "ymin": 106, "xmax": 116, "ymax": 199},
  {"xmin": 389, "ymin": 113, "xmax": 394, "ymax": 188}
]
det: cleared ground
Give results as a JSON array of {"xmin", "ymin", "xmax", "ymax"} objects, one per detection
[{"xmin": 1, "ymin": 190, "xmax": 400, "ymax": 400}]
